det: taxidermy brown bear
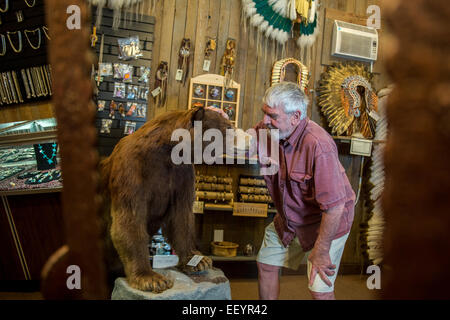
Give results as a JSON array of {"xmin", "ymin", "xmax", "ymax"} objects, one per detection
[{"xmin": 100, "ymin": 107, "xmax": 234, "ymax": 293}]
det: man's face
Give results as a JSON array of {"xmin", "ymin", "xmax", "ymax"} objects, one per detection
[{"xmin": 261, "ymin": 104, "xmax": 301, "ymax": 140}]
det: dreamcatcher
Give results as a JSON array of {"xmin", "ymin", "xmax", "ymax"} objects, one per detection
[
  {"xmin": 317, "ymin": 62, "xmax": 378, "ymax": 139},
  {"xmin": 241, "ymin": 0, "xmax": 320, "ymax": 50}
]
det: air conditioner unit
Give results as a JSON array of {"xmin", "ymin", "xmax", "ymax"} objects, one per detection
[{"xmin": 331, "ymin": 20, "xmax": 378, "ymax": 62}]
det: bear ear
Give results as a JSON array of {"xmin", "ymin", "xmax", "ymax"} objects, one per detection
[{"xmin": 191, "ymin": 107, "xmax": 205, "ymax": 123}]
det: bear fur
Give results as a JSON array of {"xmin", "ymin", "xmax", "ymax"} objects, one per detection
[{"xmin": 100, "ymin": 107, "xmax": 233, "ymax": 293}]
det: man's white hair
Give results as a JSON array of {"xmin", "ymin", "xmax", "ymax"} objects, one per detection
[{"xmin": 263, "ymin": 82, "xmax": 309, "ymax": 120}]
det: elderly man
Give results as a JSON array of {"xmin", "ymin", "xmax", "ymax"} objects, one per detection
[
  {"xmin": 209, "ymin": 82, "xmax": 355, "ymax": 300},
  {"xmin": 253, "ymin": 82, "xmax": 355, "ymax": 300}
]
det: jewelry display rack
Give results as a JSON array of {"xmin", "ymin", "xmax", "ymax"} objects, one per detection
[
  {"xmin": 92, "ymin": 8, "xmax": 155, "ymax": 157},
  {"xmin": 0, "ymin": 0, "xmax": 51, "ymax": 106}
]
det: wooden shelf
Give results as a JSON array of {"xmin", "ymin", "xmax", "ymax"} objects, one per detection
[
  {"xmin": 0, "ymin": 187, "xmax": 62, "ymax": 196},
  {"xmin": 0, "ymin": 130, "xmax": 58, "ymax": 147},
  {"xmin": 203, "ymin": 203, "xmax": 276, "ymax": 214},
  {"xmin": 209, "ymin": 255, "xmax": 257, "ymax": 262},
  {"xmin": 332, "ymin": 136, "xmax": 386, "ymax": 144}
]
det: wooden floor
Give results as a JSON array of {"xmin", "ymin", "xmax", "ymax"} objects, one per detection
[
  {"xmin": 230, "ymin": 274, "xmax": 381, "ymax": 300},
  {"xmin": 0, "ymin": 275, "xmax": 380, "ymax": 300}
]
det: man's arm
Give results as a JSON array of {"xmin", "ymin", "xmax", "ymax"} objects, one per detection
[{"xmin": 308, "ymin": 203, "xmax": 345, "ymax": 287}]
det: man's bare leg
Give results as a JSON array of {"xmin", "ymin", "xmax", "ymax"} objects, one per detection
[
  {"xmin": 310, "ymin": 290, "xmax": 335, "ymax": 300},
  {"xmin": 257, "ymin": 262, "xmax": 281, "ymax": 300}
]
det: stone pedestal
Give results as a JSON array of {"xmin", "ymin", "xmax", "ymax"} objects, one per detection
[{"xmin": 111, "ymin": 267, "xmax": 231, "ymax": 300}]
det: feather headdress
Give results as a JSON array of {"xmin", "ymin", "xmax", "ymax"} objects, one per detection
[
  {"xmin": 317, "ymin": 62, "xmax": 378, "ymax": 139},
  {"xmin": 241, "ymin": 0, "xmax": 320, "ymax": 48}
]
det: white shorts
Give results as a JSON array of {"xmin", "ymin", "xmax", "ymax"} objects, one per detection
[{"xmin": 256, "ymin": 222, "xmax": 349, "ymax": 293}]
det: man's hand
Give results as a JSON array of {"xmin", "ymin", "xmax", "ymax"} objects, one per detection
[
  {"xmin": 307, "ymin": 203, "xmax": 345, "ymax": 288},
  {"xmin": 308, "ymin": 249, "xmax": 336, "ymax": 287}
]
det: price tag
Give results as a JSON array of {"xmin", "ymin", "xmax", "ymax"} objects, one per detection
[
  {"xmin": 369, "ymin": 110, "xmax": 380, "ymax": 122},
  {"xmin": 151, "ymin": 87, "xmax": 161, "ymax": 97},
  {"xmin": 176, "ymin": 69, "xmax": 183, "ymax": 81},
  {"xmin": 233, "ymin": 202, "xmax": 268, "ymax": 218},
  {"xmin": 187, "ymin": 255, "xmax": 203, "ymax": 267},
  {"xmin": 193, "ymin": 201, "xmax": 204, "ymax": 214},
  {"xmin": 350, "ymin": 137, "xmax": 373, "ymax": 156},
  {"xmin": 203, "ymin": 60, "xmax": 211, "ymax": 72}
]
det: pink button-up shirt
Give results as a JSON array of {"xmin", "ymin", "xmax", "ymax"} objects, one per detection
[{"xmin": 256, "ymin": 118, "xmax": 356, "ymax": 251}]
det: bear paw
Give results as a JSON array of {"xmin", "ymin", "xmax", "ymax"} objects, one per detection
[
  {"xmin": 181, "ymin": 255, "xmax": 213, "ymax": 274},
  {"xmin": 128, "ymin": 272, "xmax": 174, "ymax": 293}
]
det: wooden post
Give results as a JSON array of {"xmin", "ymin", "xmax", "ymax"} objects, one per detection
[
  {"xmin": 382, "ymin": 0, "xmax": 450, "ymax": 299},
  {"xmin": 41, "ymin": 0, "xmax": 108, "ymax": 299}
]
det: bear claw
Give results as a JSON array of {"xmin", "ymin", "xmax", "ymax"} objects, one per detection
[{"xmin": 128, "ymin": 272, "xmax": 174, "ymax": 293}]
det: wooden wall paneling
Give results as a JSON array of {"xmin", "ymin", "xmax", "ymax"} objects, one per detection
[
  {"xmin": 154, "ymin": 0, "xmax": 176, "ymax": 116},
  {"xmin": 177, "ymin": 0, "xmax": 200, "ymax": 109},
  {"xmin": 166, "ymin": 0, "xmax": 188, "ymax": 111},
  {"xmin": 203, "ymin": 0, "xmax": 221, "ymax": 76},
  {"xmin": 214, "ymin": 0, "xmax": 232, "ymax": 75},
  {"xmin": 234, "ymin": 1, "xmax": 249, "ymax": 130},
  {"xmin": 191, "ymin": 0, "xmax": 210, "ymax": 79},
  {"xmin": 241, "ymin": 26, "xmax": 258, "ymax": 131},
  {"xmin": 311, "ymin": 2, "xmax": 327, "ymax": 124},
  {"xmin": 345, "ymin": 0, "xmax": 356, "ymax": 13},
  {"xmin": 0, "ymin": 102, "xmax": 54, "ymax": 124},
  {"xmin": 148, "ymin": 2, "xmax": 164, "ymax": 120},
  {"xmin": 250, "ymin": 38, "xmax": 271, "ymax": 128}
]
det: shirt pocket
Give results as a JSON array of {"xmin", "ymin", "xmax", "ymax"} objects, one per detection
[{"xmin": 289, "ymin": 171, "xmax": 314, "ymax": 203}]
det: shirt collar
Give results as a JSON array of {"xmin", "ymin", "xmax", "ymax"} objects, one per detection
[{"xmin": 282, "ymin": 117, "xmax": 309, "ymax": 147}]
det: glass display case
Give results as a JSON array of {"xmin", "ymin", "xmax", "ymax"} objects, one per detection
[{"xmin": 0, "ymin": 118, "xmax": 62, "ymax": 195}]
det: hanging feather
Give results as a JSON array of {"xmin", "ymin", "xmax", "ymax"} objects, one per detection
[
  {"xmin": 242, "ymin": 0, "xmax": 293, "ymax": 47},
  {"xmin": 297, "ymin": 0, "xmax": 320, "ymax": 48},
  {"xmin": 89, "ymin": 0, "xmax": 149, "ymax": 30},
  {"xmin": 362, "ymin": 85, "xmax": 392, "ymax": 266}
]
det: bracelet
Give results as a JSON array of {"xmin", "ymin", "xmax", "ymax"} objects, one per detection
[
  {"xmin": 41, "ymin": 66, "xmax": 52, "ymax": 95},
  {"xmin": 33, "ymin": 67, "xmax": 42, "ymax": 97},
  {"xmin": 30, "ymin": 68, "xmax": 39, "ymax": 97},
  {"xmin": 21, "ymin": 69, "xmax": 31, "ymax": 99},
  {"xmin": 6, "ymin": 71, "xmax": 17, "ymax": 103},
  {"xmin": 26, "ymin": 68, "xmax": 36, "ymax": 98},
  {"xmin": 39, "ymin": 66, "xmax": 48, "ymax": 96},
  {"xmin": 0, "ymin": 34, "xmax": 6, "ymax": 56},
  {"xmin": 2, "ymin": 73, "xmax": 11, "ymax": 103},
  {"xmin": 12, "ymin": 71, "xmax": 24, "ymax": 103},
  {"xmin": 0, "ymin": 76, "xmax": 6, "ymax": 104}
]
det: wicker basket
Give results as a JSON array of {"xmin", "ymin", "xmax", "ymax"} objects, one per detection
[{"xmin": 211, "ymin": 241, "xmax": 239, "ymax": 257}]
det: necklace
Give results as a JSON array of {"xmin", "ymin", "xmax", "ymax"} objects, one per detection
[
  {"xmin": 38, "ymin": 143, "xmax": 57, "ymax": 165},
  {"xmin": 24, "ymin": 0, "xmax": 35, "ymax": 7},
  {"xmin": 24, "ymin": 28, "xmax": 41, "ymax": 50},
  {"xmin": 42, "ymin": 26, "xmax": 51, "ymax": 40},
  {"xmin": 0, "ymin": 34, "xmax": 6, "ymax": 56},
  {"xmin": 0, "ymin": 0, "xmax": 8, "ymax": 13},
  {"xmin": 7, "ymin": 31, "xmax": 22, "ymax": 53}
]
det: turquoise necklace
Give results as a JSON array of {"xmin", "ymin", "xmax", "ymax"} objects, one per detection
[{"xmin": 38, "ymin": 143, "xmax": 57, "ymax": 164}]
